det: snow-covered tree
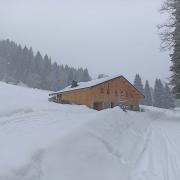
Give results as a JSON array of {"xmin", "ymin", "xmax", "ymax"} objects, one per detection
[
  {"xmin": 159, "ymin": 0, "xmax": 180, "ymax": 98},
  {"xmin": 153, "ymin": 79, "xmax": 175, "ymax": 109},
  {"xmin": 164, "ymin": 83, "xmax": 175, "ymax": 109},
  {"xmin": 134, "ymin": 74, "xmax": 144, "ymax": 104},
  {"xmin": 144, "ymin": 80, "xmax": 153, "ymax": 106},
  {"xmin": 134, "ymin": 74, "xmax": 144, "ymax": 93},
  {"xmin": 82, "ymin": 68, "xmax": 91, "ymax": 82},
  {"xmin": 153, "ymin": 79, "xmax": 165, "ymax": 108},
  {"xmin": 0, "ymin": 39, "xmax": 91, "ymax": 91}
]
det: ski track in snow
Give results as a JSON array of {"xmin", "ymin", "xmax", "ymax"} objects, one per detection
[{"xmin": 132, "ymin": 110, "xmax": 180, "ymax": 180}]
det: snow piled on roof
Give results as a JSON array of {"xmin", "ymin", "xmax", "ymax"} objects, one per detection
[{"xmin": 56, "ymin": 74, "xmax": 122, "ymax": 94}]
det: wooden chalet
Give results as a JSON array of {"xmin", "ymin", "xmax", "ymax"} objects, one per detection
[{"xmin": 49, "ymin": 75, "xmax": 144, "ymax": 111}]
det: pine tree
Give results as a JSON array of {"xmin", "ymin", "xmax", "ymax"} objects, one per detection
[
  {"xmin": 153, "ymin": 79, "xmax": 165, "ymax": 108},
  {"xmin": 0, "ymin": 39, "xmax": 92, "ymax": 91},
  {"xmin": 134, "ymin": 74, "xmax": 144, "ymax": 104},
  {"xmin": 134, "ymin": 74, "xmax": 144, "ymax": 93},
  {"xmin": 41, "ymin": 54, "xmax": 51, "ymax": 89},
  {"xmin": 170, "ymin": 0, "xmax": 180, "ymax": 98},
  {"xmin": 164, "ymin": 83, "xmax": 175, "ymax": 109},
  {"xmin": 58, "ymin": 65, "xmax": 68, "ymax": 89},
  {"xmin": 49, "ymin": 62, "xmax": 58, "ymax": 91},
  {"xmin": 144, "ymin": 80, "xmax": 152, "ymax": 106},
  {"xmin": 82, "ymin": 68, "xmax": 91, "ymax": 82},
  {"xmin": 159, "ymin": 0, "xmax": 180, "ymax": 98}
]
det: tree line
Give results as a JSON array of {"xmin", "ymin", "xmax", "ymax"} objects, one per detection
[
  {"xmin": 0, "ymin": 39, "xmax": 91, "ymax": 91},
  {"xmin": 134, "ymin": 74, "xmax": 175, "ymax": 109},
  {"xmin": 159, "ymin": 0, "xmax": 180, "ymax": 99}
]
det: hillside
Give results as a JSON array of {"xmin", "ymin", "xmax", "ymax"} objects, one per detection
[
  {"xmin": 0, "ymin": 82, "xmax": 180, "ymax": 180},
  {"xmin": 0, "ymin": 39, "xmax": 91, "ymax": 91}
]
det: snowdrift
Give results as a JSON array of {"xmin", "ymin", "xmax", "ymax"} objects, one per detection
[{"xmin": 0, "ymin": 82, "xmax": 180, "ymax": 180}]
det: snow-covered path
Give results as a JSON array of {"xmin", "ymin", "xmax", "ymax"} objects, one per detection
[
  {"xmin": 133, "ymin": 108, "xmax": 180, "ymax": 180},
  {"xmin": 0, "ymin": 82, "xmax": 180, "ymax": 180}
]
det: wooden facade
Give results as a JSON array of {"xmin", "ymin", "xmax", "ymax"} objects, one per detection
[{"xmin": 51, "ymin": 76, "xmax": 144, "ymax": 111}]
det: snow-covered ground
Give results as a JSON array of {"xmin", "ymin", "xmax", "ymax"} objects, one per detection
[{"xmin": 0, "ymin": 81, "xmax": 180, "ymax": 180}]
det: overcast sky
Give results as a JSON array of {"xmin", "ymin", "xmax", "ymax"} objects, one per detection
[{"xmin": 0, "ymin": 0, "xmax": 170, "ymax": 85}]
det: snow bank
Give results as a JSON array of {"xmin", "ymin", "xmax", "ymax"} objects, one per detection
[
  {"xmin": 0, "ymin": 81, "xmax": 180, "ymax": 180},
  {"xmin": 39, "ymin": 109, "xmax": 151, "ymax": 180},
  {"xmin": 0, "ymin": 108, "xmax": 151, "ymax": 180}
]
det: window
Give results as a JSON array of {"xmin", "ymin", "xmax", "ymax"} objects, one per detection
[
  {"xmin": 107, "ymin": 89, "xmax": 110, "ymax": 94},
  {"xmin": 93, "ymin": 102, "xmax": 103, "ymax": 111},
  {"xmin": 111, "ymin": 102, "xmax": 114, "ymax": 108},
  {"xmin": 120, "ymin": 91, "xmax": 124, "ymax": 96},
  {"xmin": 115, "ymin": 90, "xmax": 118, "ymax": 96},
  {"xmin": 58, "ymin": 94, "xmax": 62, "ymax": 100}
]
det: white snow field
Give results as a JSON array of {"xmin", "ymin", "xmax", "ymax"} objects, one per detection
[{"xmin": 0, "ymin": 82, "xmax": 180, "ymax": 180}]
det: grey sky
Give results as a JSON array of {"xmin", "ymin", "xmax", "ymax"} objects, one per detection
[{"xmin": 0, "ymin": 0, "xmax": 170, "ymax": 85}]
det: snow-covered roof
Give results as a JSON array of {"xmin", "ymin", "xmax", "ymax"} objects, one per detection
[{"xmin": 50, "ymin": 74, "xmax": 144, "ymax": 97}]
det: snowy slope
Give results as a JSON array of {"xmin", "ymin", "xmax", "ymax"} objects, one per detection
[{"xmin": 0, "ymin": 82, "xmax": 180, "ymax": 180}]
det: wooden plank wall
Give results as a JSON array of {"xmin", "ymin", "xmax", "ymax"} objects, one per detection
[{"xmin": 58, "ymin": 77, "xmax": 143, "ymax": 111}]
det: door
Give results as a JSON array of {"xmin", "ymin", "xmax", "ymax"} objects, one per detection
[
  {"xmin": 111, "ymin": 102, "xmax": 115, "ymax": 108},
  {"xmin": 93, "ymin": 102, "xmax": 103, "ymax": 111}
]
